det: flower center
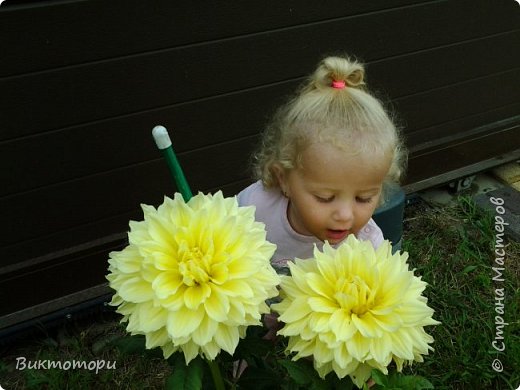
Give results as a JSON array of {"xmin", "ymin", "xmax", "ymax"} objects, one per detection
[
  {"xmin": 178, "ymin": 247, "xmax": 210, "ymax": 286},
  {"xmin": 335, "ymin": 276, "xmax": 375, "ymax": 316}
]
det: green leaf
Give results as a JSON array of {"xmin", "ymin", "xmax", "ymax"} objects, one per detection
[
  {"xmin": 237, "ymin": 366, "xmax": 280, "ymax": 389},
  {"xmin": 462, "ymin": 265, "xmax": 478, "ymax": 274},
  {"xmin": 311, "ymin": 380, "xmax": 332, "ymax": 390},
  {"xmin": 325, "ymin": 373, "xmax": 353, "ymax": 390},
  {"xmin": 112, "ymin": 334, "xmax": 146, "ymax": 355},
  {"xmin": 371, "ymin": 369, "xmax": 389, "ymax": 386},
  {"xmin": 395, "ymin": 374, "xmax": 434, "ymax": 389},
  {"xmin": 92, "ymin": 334, "xmax": 122, "ymax": 355},
  {"xmin": 278, "ymin": 359, "xmax": 313, "ymax": 385},
  {"xmin": 371, "ymin": 370, "xmax": 434, "ymax": 390},
  {"xmin": 234, "ymin": 328, "xmax": 273, "ymax": 360},
  {"xmin": 25, "ymin": 371, "xmax": 50, "ymax": 388},
  {"xmin": 277, "ymin": 358, "xmax": 331, "ymax": 390},
  {"xmin": 414, "ymin": 377, "xmax": 434, "ymax": 389},
  {"xmin": 166, "ymin": 355, "xmax": 204, "ymax": 390}
]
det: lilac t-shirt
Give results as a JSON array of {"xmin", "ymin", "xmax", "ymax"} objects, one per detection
[{"xmin": 237, "ymin": 180, "xmax": 384, "ymax": 271}]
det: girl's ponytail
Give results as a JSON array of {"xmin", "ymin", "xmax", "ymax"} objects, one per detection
[{"xmin": 312, "ymin": 56, "xmax": 365, "ymax": 90}]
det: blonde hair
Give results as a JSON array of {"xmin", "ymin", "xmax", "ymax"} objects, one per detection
[{"xmin": 252, "ymin": 55, "xmax": 407, "ymax": 196}]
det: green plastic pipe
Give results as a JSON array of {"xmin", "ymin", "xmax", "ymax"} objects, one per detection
[{"xmin": 152, "ymin": 125, "xmax": 193, "ymax": 202}]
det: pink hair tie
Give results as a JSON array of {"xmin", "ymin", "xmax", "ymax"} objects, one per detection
[{"xmin": 331, "ymin": 79, "xmax": 346, "ymax": 89}]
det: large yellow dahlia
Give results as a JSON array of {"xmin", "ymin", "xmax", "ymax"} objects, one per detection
[
  {"xmin": 272, "ymin": 235, "xmax": 440, "ymax": 388},
  {"xmin": 106, "ymin": 191, "xmax": 280, "ymax": 363}
]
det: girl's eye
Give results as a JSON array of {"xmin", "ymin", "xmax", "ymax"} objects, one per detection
[
  {"xmin": 357, "ymin": 197, "xmax": 373, "ymax": 204},
  {"xmin": 315, "ymin": 195, "xmax": 334, "ymax": 203}
]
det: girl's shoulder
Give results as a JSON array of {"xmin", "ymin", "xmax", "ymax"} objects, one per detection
[
  {"xmin": 237, "ymin": 180, "xmax": 281, "ymax": 208},
  {"xmin": 237, "ymin": 180, "xmax": 263, "ymax": 205}
]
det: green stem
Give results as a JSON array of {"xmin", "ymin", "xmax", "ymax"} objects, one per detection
[
  {"xmin": 153, "ymin": 125, "xmax": 193, "ymax": 202},
  {"xmin": 207, "ymin": 359, "xmax": 226, "ymax": 390},
  {"xmin": 161, "ymin": 146, "xmax": 193, "ymax": 202}
]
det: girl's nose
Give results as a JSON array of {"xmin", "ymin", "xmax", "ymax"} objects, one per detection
[{"xmin": 332, "ymin": 202, "xmax": 353, "ymax": 222}]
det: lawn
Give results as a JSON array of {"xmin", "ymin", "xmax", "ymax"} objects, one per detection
[{"xmin": 1, "ymin": 195, "xmax": 519, "ymax": 389}]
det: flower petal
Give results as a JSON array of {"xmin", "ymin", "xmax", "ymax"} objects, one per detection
[
  {"xmin": 119, "ymin": 277, "xmax": 154, "ymax": 303},
  {"xmin": 184, "ymin": 283, "xmax": 212, "ymax": 310},
  {"xmin": 204, "ymin": 286, "xmax": 230, "ymax": 322},
  {"xmin": 213, "ymin": 324, "xmax": 239, "ymax": 355},
  {"xmin": 152, "ymin": 271, "xmax": 183, "ymax": 299},
  {"xmin": 167, "ymin": 305, "xmax": 204, "ymax": 339},
  {"xmin": 278, "ymin": 297, "xmax": 311, "ymax": 323},
  {"xmin": 351, "ymin": 312, "xmax": 383, "ymax": 338},
  {"xmin": 330, "ymin": 309, "xmax": 356, "ymax": 342},
  {"xmin": 139, "ymin": 302, "xmax": 168, "ymax": 333},
  {"xmin": 308, "ymin": 296, "xmax": 337, "ymax": 313},
  {"xmin": 306, "ymin": 272, "xmax": 335, "ymax": 299},
  {"xmin": 192, "ymin": 315, "xmax": 218, "ymax": 346}
]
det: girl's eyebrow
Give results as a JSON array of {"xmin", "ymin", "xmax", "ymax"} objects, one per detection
[
  {"xmin": 360, "ymin": 186, "xmax": 382, "ymax": 192},
  {"xmin": 358, "ymin": 187, "xmax": 382, "ymax": 195},
  {"xmin": 306, "ymin": 184, "xmax": 336, "ymax": 192},
  {"xmin": 310, "ymin": 186, "xmax": 381, "ymax": 195}
]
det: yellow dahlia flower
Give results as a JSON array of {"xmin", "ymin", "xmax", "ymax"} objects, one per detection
[
  {"xmin": 272, "ymin": 235, "xmax": 440, "ymax": 388},
  {"xmin": 106, "ymin": 191, "xmax": 280, "ymax": 363}
]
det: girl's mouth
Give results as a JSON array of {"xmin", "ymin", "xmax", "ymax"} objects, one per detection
[{"xmin": 326, "ymin": 229, "xmax": 349, "ymax": 241}]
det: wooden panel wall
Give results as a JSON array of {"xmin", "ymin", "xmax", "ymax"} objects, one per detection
[{"xmin": 1, "ymin": 0, "xmax": 519, "ymax": 329}]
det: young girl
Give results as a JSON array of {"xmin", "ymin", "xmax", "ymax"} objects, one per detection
[{"xmin": 238, "ymin": 55, "xmax": 406, "ymax": 272}]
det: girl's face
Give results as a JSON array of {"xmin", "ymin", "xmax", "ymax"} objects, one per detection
[{"xmin": 276, "ymin": 143, "xmax": 390, "ymax": 244}]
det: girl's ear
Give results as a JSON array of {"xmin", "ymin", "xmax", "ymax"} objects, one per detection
[{"xmin": 272, "ymin": 164, "xmax": 289, "ymax": 195}]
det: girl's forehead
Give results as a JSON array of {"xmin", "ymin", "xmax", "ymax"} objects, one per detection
[
  {"xmin": 297, "ymin": 143, "xmax": 391, "ymax": 181},
  {"xmin": 300, "ymin": 142, "xmax": 387, "ymax": 164}
]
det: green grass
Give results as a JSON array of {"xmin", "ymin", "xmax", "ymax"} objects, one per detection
[
  {"xmin": 401, "ymin": 196, "xmax": 520, "ymax": 389},
  {"xmin": 1, "ymin": 196, "xmax": 518, "ymax": 389}
]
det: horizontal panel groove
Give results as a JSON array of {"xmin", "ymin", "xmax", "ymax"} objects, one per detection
[
  {"xmin": 3, "ymin": 3, "xmax": 518, "ymax": 82},
  {"xmin": 0, "ymin": 249, "xmax": 114, "ymax": 316},
  {"xmin": 394, "ymin": 69, "xmax": 519, "ymax": 132},
  {"xmin": 408, "ymin": 108, "xmax": 520, "ymax": 152},
  {"xmin": 370, "ymin": 30, "xmax": 519, "ymax": 65},
  {"xmin": 412, "ymin": 118, "xmax": 520, "ymax": 156},
  {"xmin": 1, "ymin": 157, "xmax": 161, "ymax": 201},
  {"xmin": 2, "ymin": 146, "xmax": 242, "ymax": 200},
  {"xmin": 1, "ymin": 2, "xmax": 445, "ymax": 81},
  {"xmin": 207, "ymin": 178, "xmax": 254, "ymax": 194},
  {"xmin": 0, "ymin": 232, "xmax": 125, "ymax": 277},
  {"xmin": 1, "ymin": 179, "xmax": 254, "ymax": 266},
  {"xmin": 369, "ymin": 30, "xmax": 520, "ymax": 99},
  {"xmin": 1, "ymin": 209, "xmax": 137, "ymax": 267},
  {"xmin": 404, "ymin": 149, "xmax": 520, "ymax": 193},
  {"xmin": 394, "ymin": 67, "xmax": 520, "ymax": 101},
  {"xmin": 0, "ymin": 284, "xmax": 112, "ymax": 331},
  {"xmin": 405, "ymin": 127, "xmax": 520, "ymax": 186},
  {"xmin": 2, "ymin": 243, "xmax": 115, "ymax": 285},
  {"xmin": 1, "ymin": 136, "xmax": 259, "ymax": 247},
  {"xmin": 0, "ymin": 0, "xmax": 85, "ymax": 11},
  {"xmin": 1, "ymin": 129, "xmax": 260, "ymax": 199},
  {"xmin": 410, "ymin": 126, "xmax": 520, "ymax": 159},
  {"xmin": 0, "ymin": 0, "xmax": 450, "ymax": 77},
  {"xmin": 0, "ymin": 78, "xmax": 298, "ymax": 145}
]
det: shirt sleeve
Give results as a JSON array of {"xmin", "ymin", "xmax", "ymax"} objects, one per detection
[
  {"xmin": 237, "ymin": 182, "xmax": 253, "ymax": 207},
  {"xmin": 357, "ymin": 218, "xmax": 385, "ymax": 249}
]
